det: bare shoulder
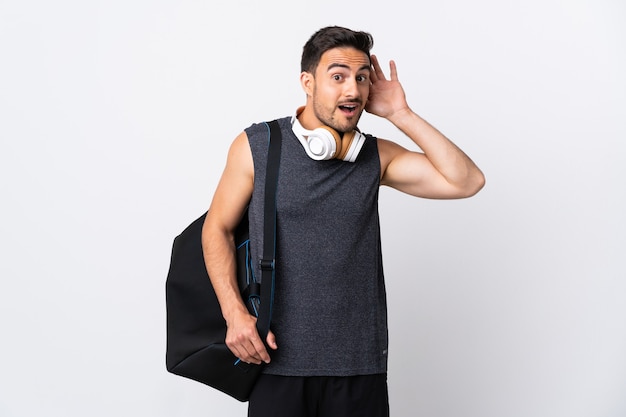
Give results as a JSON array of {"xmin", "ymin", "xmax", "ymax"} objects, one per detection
[
  {"xmin": 205, "ymin": 131, "xmax": 254, "ymax": 232},
  {"xmin": 227, "ymin": 131, "xmax": 254, "ymax": 178}
]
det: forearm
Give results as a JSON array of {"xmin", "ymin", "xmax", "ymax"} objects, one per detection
[
  {"xmin": 202, "ymin": 218, "xmax": 275, "ymax": 363},
  {"xmin": 201, "ymin": 220, "xmax": 249, "ymax": 324}
]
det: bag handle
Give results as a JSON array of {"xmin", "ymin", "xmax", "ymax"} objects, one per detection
[{"xmin": 256, "ymin": 119, "xmax": 282, "ymax": 344}]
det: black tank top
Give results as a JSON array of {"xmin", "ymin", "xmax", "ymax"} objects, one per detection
[{"xmin": 246, "ymin": 116, "xmax": 388, "ymax": 376}]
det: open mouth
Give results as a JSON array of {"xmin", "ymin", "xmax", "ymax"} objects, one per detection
[{"xmin": 338, "ymin": 104, "xmax": 358, "ymax": 115}]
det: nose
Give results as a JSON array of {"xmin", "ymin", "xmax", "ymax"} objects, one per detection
[{"xmin": 343, "ymin": 77, "xmax": 360, "ymax": 98}]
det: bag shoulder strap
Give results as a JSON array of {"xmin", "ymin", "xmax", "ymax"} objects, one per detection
[{"xmin": 256, "ymin": 119, "xmax": 282, "ymax": 343}]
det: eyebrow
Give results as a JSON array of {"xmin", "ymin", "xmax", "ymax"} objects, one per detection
[{"xmin": 326, "ymin": 63, "xmax": 371, "ymax": 72}]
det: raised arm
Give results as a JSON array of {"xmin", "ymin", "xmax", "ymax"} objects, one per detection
[
  {"xmin": 201, "ymin": 131, "xmax": 276, "ymax": 365},
  {"xmin": 367, "ymin": 54, "xmax": 485, "ymax": 199}
]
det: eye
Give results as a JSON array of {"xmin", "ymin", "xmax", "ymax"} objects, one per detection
[
  {"xmin": 356, "ymin": 74, "xmax": 368, "ymax": 83},
  {"xmin": 332, "ymin": 74, "xmax": 343, "ymax": 81}
]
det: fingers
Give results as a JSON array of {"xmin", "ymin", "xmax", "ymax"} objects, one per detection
[
  {"xmin": 251, "ymin": 333, "xmax": 271, "ymax": 364},
  {"xmin": 235, "ymin": 331, "xmax": 277, "ymax": 364},
  {"xmin": 370, "ymin": 54, "xmax": 398, "ymax": 82},
  {"xmin": 370, "ymin": 54, "xmax": 384, "ymax": 82},
  {"xmin": 388, "ymin": 59, "xmax": 398, "ymax": 80},
  {"xmin": 230, "ymin": 335, "xmax": 270, "ymax": 365},
  {"xmin": 266, "ymin": 330, "xmax": 278, "ymax": 350},
  {"xmin": 226, "ymin": 323, "xmax": 274, "ymax": 365}
]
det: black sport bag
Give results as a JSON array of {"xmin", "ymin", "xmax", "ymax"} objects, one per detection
[{"xmin": 165, "ymin": 120, "xmax": 282, "ymax": 401}]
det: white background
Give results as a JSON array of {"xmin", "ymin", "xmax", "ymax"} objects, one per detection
[{"xmin": 1, "ymin": 0, "xmax": 625, "ymax": 416}]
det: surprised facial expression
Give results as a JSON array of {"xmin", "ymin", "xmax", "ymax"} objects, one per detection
[{"xmin": 304, "ymin": 47, "xmax": 371, "ymax": 133}]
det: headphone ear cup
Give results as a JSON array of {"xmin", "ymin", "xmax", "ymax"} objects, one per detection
[
  {"xmin": 335, "ymin": 130, "xmax": 355, "ymax": 161},
  {"xmin": 316, "ymin": 126, "xmax": 341, "ymax": 149},
  {"xmin": 291, "ymin": 112, "xmax": 365, "ymax": 162},
  {"xmin": 309, "ymin": 126, "xmax": 341, "ymax": 159},
  {"xmin": 313, "ymin": 128, "xmax": 364, "ymax": 162},
  {"xmin": 340, "ymin": 131, "xmax": 366, "ymax": 162}
]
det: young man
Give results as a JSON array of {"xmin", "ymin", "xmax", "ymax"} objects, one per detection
[{"xmin": 202, "ymin": 26, "xmax": 485, "ymax": 416}]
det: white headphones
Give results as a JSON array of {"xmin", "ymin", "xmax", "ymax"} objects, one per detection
[{"xmin": 291, "ymin": 107, "xmax": 366, "ymax": 163}]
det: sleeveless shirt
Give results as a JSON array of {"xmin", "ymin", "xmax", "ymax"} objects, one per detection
[{"xmin": 246, "ymin": 116, "xmax": 388, "ymax": 377}]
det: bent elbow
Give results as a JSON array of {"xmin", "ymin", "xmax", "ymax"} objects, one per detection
[{"xmin": 462, "ymin": 171, "xmax": 486, "ymax": 198}]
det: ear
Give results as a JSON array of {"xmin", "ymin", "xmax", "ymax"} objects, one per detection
[{"xmin": 300, "ymin": 71, "xmax": 314, "ymax": 96}]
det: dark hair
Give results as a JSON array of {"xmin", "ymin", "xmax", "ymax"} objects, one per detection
[{"xmin": 300, "ymin": 26, "xmax": 374, "ymax": 73}]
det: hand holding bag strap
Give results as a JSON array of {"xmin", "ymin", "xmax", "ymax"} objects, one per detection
[{"xmin": 256, "ymin": 119, "xmax": 282, "ymax": 344}]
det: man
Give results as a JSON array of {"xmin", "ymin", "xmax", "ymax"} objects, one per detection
[{"xmin": 202, "ymin": 26, "xmax": 485, "ymax": 416}]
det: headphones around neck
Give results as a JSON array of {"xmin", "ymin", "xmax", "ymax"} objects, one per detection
[{"xmin": 291, "ymin": 107, "xmax": 366, "ymax": 163}]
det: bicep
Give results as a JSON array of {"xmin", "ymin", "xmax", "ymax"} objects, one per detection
[{"xmin": 379, "ymin": 139, "xmax": 466, "ymax": 199}]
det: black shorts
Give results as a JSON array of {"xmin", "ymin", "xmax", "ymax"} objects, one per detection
[{"xmin": 248, "ymin": 373, "xmax": 389, "ymax": 417}]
